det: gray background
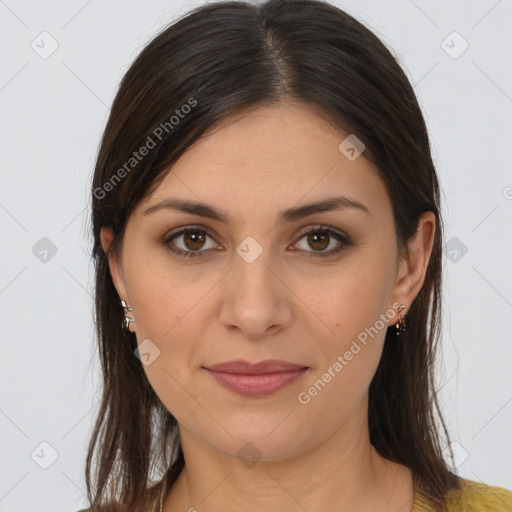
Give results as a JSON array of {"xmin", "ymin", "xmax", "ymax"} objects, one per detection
[{"xmin": 1, "ymin": 0, "xmax": 511, "ymax": 510}]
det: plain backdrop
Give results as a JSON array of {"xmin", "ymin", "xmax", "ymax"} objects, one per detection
[{"xmin": 1, "ymin": 0, "xmax": 511, "ymax": 510}]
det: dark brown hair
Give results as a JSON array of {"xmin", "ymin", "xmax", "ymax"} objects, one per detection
[{"xmin": 87, "ymin": 0, "xmax": 461, "ymax": 510}]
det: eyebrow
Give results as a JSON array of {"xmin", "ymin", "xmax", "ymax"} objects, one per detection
[{"xmin": 143, "ymin": 195, "xmax": 371, "ymax": 224}]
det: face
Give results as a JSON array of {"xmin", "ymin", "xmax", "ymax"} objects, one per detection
[{"xmin": 102, "ymin": 101, "xmax": 434, "ymax": 462}]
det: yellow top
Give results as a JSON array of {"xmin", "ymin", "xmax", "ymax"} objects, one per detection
[
  {"xmin": 412, "ymin": 478, "xmax": 512, "ymax": 511},
  {"xmin": 76, "ymin": 477, "xmax": 512, "ymax": 511}
]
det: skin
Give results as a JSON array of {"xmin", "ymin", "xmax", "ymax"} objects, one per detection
[{"xmin": 101, "ymin": 100, "xmax": 435, "ymax": 512}]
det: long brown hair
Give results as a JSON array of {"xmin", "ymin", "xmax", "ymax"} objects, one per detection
[{"xmin": 87, "ymin": 0, "xmax": 461, "ymax": 510}]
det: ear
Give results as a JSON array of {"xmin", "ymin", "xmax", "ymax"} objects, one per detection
[
  {"xmin": 100, "ymin": 226, "xmax": 129, "ymax": 303},
  {"xmin": 390, "ymin": 211, "xmax": 436, "ymax": 319}
]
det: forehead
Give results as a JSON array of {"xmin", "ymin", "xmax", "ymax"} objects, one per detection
[
  {"xmin": 139, "ymin": 102, "xmax": 388, "ymax": 224},
  {"xmin": 174, "ymin": 101, "xmax": 356, "ymax": 172}
]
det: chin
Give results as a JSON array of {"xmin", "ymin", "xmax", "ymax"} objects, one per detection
[{"xmin": 201, "ymin": 416, "xmax": 310, "ymax": 462}]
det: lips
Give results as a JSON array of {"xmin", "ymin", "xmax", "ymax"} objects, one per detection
[
  {"xmin": 203, "ymin": 359, "xmax": 309, "ymax": 397},
  {"xmin": 205, "ymin": 359, "xmax": 307, "ymax": 374}
]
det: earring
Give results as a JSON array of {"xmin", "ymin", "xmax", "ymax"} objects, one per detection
[
  {"xmin": 121, "ymin": 299, "xmax": 135, "ymax": 333},
  {"xmin": 395, "ymin": 304, "xmax": 406, "ymax": 336}
]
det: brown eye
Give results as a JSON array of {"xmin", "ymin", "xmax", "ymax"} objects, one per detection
[
  {"xmin": 293, "ymin": 226, "xmax": 350, "ymax": 258},
  {"xmin": 306, "ymin": 232, "xmax": 330, "ymax": 251},
  {"xmin": 182, "ymin": 231, "xmax": 207, "ymax": 250},
  {"xmin": 164, "ymin": 228, "xmax": 217, "ymax": 258}
]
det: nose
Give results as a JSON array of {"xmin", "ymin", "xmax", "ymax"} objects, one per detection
[{"xmin": 218, "ymin": 246, "xmax": 292, "ymax": 341}]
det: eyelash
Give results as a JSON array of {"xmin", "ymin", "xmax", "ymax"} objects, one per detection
[{"xmin": 163, "ymin": 225, "xmax": 351, "ymax": 259}]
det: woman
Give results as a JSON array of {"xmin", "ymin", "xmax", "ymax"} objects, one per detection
[{"xmin": 81, "ymin": 0, "xmax": 512, "ymax": 511}]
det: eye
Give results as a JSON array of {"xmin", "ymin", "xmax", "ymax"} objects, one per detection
[
  {"xmin": 163, "ymin": 227, "xmax": 218, "ymax": 258},
  {"xmin": 292, "ymin": 225, "xmax": 350, "ymax": 258}
]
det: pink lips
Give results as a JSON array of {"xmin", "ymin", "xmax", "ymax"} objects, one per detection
[{"xmin": 203, "ymin": 359, "xmax": 309, "ymax": 397}]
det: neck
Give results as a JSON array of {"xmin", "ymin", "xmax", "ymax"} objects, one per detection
[{"xmin": 162, "ymin": 404, "xmax": 414, "ymax": 512}]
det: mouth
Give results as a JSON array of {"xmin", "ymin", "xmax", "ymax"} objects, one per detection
[{"xmin": 202, "ymin": 359, "xmax": 309, "ymax": 398}]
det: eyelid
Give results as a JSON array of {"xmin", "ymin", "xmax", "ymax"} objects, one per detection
[
  {"xmin": 293, "ymin": 224, "xmax": 349, "ymax": 244},
  {"xmin": 163, "ymin": 224, "xmax": 220, "ymax": 244}
]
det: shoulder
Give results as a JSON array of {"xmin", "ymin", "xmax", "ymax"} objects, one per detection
[
  {"xmin": 414, "ymin": 477, "xmax": 512, "ymax": 511},
  {"xmin": 444, "ymin": 478, "xmax": 512, "ymax": 511}
]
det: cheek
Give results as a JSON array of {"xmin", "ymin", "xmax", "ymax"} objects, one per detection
[
  {"xmin": 124, "ymin": 259, "xmax": 218, "ymax": 389},
  {"xmin": 126, "ymin": 264, "xmax": 208, "ymax": 420},
  {"xmin": 302, "ymin": 260, "xmax": 392, "ymax": 338},
  {"xmin": 298, "ymin": 295, "xmax": 389, "ymax": 421},
  {"xmin": 123, "ymin": 244, "xmax": 202, "ymax": 337},
  {"xmin": 296, "ymin": 257, "xmax": 393, "ymax": 397}
]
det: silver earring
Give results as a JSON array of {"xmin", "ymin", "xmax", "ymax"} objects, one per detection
[{"xmin": 121, "ymin": 300, "xmax": 134, "ymax": 333}]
